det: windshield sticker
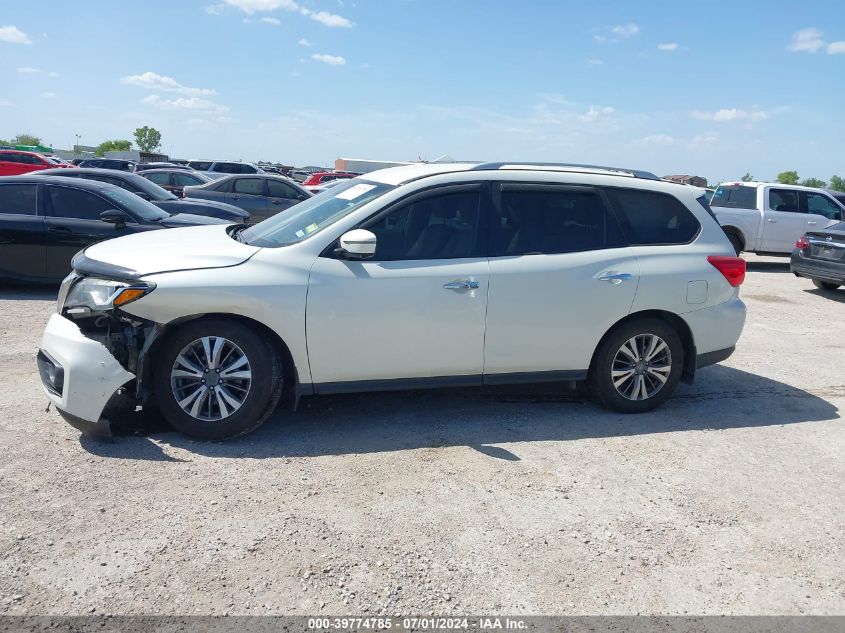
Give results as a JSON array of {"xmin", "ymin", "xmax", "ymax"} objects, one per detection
[
  {"xmin": 304, "ymin": 223, "xmax": 319, "ymax": 234},
  {"xmin": 295, "ymin": 229, "xmax": 305, "ymax": 238},
  {"xmin": 336, "ymin": 183, "xmax": 377, "ymax": 201}
]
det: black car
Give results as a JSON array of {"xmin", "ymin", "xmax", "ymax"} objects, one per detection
[
  {"xmin": 0, "ymin": 175, "xmax": 228, "ymax": 283},
  {"xmin": 791, "ymin": 221, "xmax": 845, "ymax": 291},
  {"xmin": 35, "ymin": 168, "xmax": 248, "ymax": 222},
  {"xmin": 76, "ymin": 158, "xmax": 136, "ymax": 172},
  {"xmin": 137, "ymin": 168, "xmax": 212, "ymax": 196}
]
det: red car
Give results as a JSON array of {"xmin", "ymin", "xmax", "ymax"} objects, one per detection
[
  {"xmin": 0, "ymin": 150, "xmax": 73, "ymax": 176},
  {"xmin": 301, "ymin": 171, "xmax": 358, "ymax": 187}
]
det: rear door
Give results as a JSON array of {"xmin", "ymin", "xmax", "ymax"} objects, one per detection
[
  {"xmin": 145, "ymin": 171, "xmax": 176, "ymax": 194},
  {"xmin": 0, "ymin": 153, "xmax": 26, "ymax": 176},
  {"xmin": 43, "ymin": 185, "xmax": 136, "ymax": 280},
  {"xmin": 761, "ymin": 188, "xmax": 805, "ymax": 252},
  {"xmin": 226, "ymin": 177, "xmax": 269, "ymax": 217},
  {"xmin": 483, "ymin": 183, "xmax": 638, "ymax": 378},
  {"xmin": 0, "ymin": 183, "xmax": 46, "ymax": 281}
]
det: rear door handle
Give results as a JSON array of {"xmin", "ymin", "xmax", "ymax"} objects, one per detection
[
  {"xmin": 597, "ymin": 272, "xmax": 632, "ymax": 284},
  {"xmin": 443, "ymin": 280, "xmax": 479, "ymax": 290},
  {"xmin": 48, "ymin": 226, "xmax": 72, "ymax": 233},
  {"xmin": 766, "ymin": 218, "xmax": 777, "ymax": 223},
  {"xmin": 807, "ymin": 221, "xmax": 817, "ymax": 225}
]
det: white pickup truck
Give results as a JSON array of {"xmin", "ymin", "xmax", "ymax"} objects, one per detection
[{"xmin": 710, "ymin": 182, "xmax": 844, "ymax": 255}]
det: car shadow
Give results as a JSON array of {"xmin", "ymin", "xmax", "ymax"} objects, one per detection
[
  {"xmin": 79, "ymin": 365, "xmax": 840, "ymax": 462},
  {"xmin": 803, "ymin": 288, "xmax": 845, "ymax": 303}
]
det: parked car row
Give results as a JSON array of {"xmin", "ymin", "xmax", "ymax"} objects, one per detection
[{"xmin": 0, "ymin": 150, "xmax": 75, "ymax": 175}]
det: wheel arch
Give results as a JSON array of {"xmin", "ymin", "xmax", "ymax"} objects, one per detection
[
  {"xmin": 589, "ymin": 310, "xmax": 697, "ymax": 385},
  {"xmin": 143, "ymin": 312, "xmax": 300, "ymax": 407},
  {"xmin": 721, "ymin": 225, "xmax": 746, "ymax": 250}
]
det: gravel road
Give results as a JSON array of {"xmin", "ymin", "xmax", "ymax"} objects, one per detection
[{"xmin": 1, "ymin": 256, "xmax": 843, "ymax": 615}]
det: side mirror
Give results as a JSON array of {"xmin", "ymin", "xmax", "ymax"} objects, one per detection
[
  {"xmin": 297, "ymin": 194, "xmax": 308, "ymax": 201},
  {"xmin": 337, "ymin": 229, "xmax": 376, "ymax": 259},
  {"xmin": 100, "ymin": 209, "xmax": 128, "ymax": 228}
]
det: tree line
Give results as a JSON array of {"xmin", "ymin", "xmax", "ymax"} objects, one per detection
[
  {"xmin": 740, "ymin": 171, "xmax": 844, "ymax": 191},
  {"xmin": 1, "ymin": 126, "xmax": 163, "ymax": 156}
]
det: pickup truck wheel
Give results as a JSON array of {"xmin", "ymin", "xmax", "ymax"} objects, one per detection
[
  {"xmin": 812, "ymin": 279, "xmax": 841, "ymax": 291},
  {"xmin": 727, "ymin": 233, "xmax": 743, "ymax": 255},
  {"xmin": 590, "ymin": 318, "xmax": 684, "ymax": 414},
  {"xmin": 153, "ymin": 319, "xmax": 283, "ymax": 440}
]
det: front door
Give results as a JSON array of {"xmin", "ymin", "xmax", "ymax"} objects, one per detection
[
  {"xmin": 484, "ymin": 183, "xmax": 639, "ymax": 377},
  {"xmin": 761, "ymin": 188, "xmax": 806, "ymax": 252},
  {"xmin": 42, "ymin": 184, "xmax": 133, "ymax": 281},
  {"xmin": 306, "ymin": 185, "xmax": 489, "ymax": 388},
  {"xmin": 803, "ymin": 191, "xmax": 844, "ymax": 230},
  {"xmin": 265, "ymin": 178, "xmax": 303, "ymax": 221}
]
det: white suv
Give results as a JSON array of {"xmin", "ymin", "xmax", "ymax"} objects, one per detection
[{"xmin": 38, "ymin": 162, "xmax": 747, "ymax": 440}]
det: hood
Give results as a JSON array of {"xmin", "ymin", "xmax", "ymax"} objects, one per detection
[
  {"xmin": 159, "ymin": 212, "xmax": 231, "ymax": 227},
  {"xmin": 76, "ymin": 224, "xmax": 260, "ymax": 280},
  {"xmin": 153, "ymin": 198, "xmax": 247, "ymax": 215}
]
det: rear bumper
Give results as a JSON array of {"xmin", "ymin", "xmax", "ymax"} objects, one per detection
[
  {"xmin": 681, "ymin": 297, "xmax": 747, "ymax": 359},
  {"xmin": 790, "ymin": 251, "xmax": 845, "ymax": 284},
  {"xmin": 38, "ymin": 313, "xmax": 135, "ymax": 433}
]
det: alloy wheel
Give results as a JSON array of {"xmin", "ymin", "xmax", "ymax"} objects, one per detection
[{"xmin": 611, "ymin": 334, "xmax": 672, "ymax": 401}]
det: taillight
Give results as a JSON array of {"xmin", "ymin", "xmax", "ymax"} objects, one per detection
[
  {"xmin": 795, "ymin": 235, "xmax": 810, "ymax": 249},
  {"xmin": 707, "ymin": 255, "xmax": 746, "ymax": 287}
]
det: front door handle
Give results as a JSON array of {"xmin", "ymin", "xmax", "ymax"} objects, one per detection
[
  {"xmin": 597, "ymin": 272, "xmax": 633, "ymax": 285},
  {"xmin": 767, "ymin": 218, "xmax": 777, "ymax": 223},
  {"xmin": 443, "ymin": 280, "xmax": 479, "ymax": 290},
  {"xmin": 48, "ymin": 226, "xmax": 72, "ymax": 233},
  {"xmin": 807, "ymin": 221, "xmax": 817, "ymax": 225}
]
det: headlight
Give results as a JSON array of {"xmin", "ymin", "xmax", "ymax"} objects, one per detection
[{"xmin": 64, "ymin": 278, "xmax": 155, "ymax": 312}]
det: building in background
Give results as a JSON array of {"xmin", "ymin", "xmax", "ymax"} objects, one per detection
[{"xmin": 663, "ymin": 174, "xmax": 708, "ymax": 187}]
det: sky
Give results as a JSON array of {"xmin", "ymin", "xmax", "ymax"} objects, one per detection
[{"xmin": 1, "ymin": 0, "xmax": 844, "ymax": 183}]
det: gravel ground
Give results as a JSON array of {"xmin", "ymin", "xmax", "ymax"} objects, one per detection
[{"xmin": 0, "ymin": 256, "xmax": 843, "ymax": 616}]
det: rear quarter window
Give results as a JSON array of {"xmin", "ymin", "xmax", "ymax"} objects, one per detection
[{"xmin": 603, "ymin": 188, "xmax": 700, "ymax": 245}]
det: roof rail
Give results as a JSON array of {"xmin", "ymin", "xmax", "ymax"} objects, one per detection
[{"xmin": 469, "ymin": 162, "xmax": 661, "ymax": 181}]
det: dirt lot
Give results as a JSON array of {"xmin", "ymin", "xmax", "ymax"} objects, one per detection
[{"xmin": 0, "ymin": 256, "xmax": 843, "ymax": 616}]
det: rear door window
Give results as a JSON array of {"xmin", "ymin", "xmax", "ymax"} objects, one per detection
[
  {"xmin": 803, "ymin": 192, "xmax": 843, "ymax": 220},
  {"xmin": 711, "ymin": 184, "xmax": 757, "ymax": 209},
  {"xmin": 492, "ymin": 185, "xmax": 626, "ymax": 255},
  {"xmin": 603, "ymin": 187, "xmax": 700, "ymax": 245},
  {"xmin": 174, "ymin": 173, "xmax": 202, "ymax": 186},
  {"xmin": 45, "ymin": 186, "xmax": 113, "ymax": 220},
  {"xmin": 233, "ymin": 178, "xmax": 263, "ymax": 195},
  {"xmin": 266, "ymin": 179, "xmax": 300, "ymax": 199},
  {"xmin": 768, "ymin": 189, "xmax": 801, "ymax": 213},
  {"xmin": 145, "ymin": 172, "xmax": 171, "ymax": 186},
  {"xmin": 0, "ymin": 184, "xmax": 38, "ymax": 215}
]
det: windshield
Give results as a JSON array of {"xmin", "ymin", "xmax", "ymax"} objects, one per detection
[
  {"xmin": 241, "ymin": 179, "xmax": 395, "ymax": 247},
  {"xmin": 103, "ymin": 186, "xmax": 169, "ymax": 222}
]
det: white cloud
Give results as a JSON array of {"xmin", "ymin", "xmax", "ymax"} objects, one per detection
[
  {"xmin": 298, "ymin": 37, "xmax": 314, "ymax": 46},
  {"xmin": 142, "ymin": 95, "xmax": 229, "ymax": 112},
  {"xmin": 632, "ymin": 134, "xmax": 675, "ymax": 146},
  {"xmin": 48, "ymin": 71, "xmax": 59, "ymax": 77},
  {"xmin": 0, "ymin": 25, "xmax": 32, "ymax": 44},
  {"xmin": 586, "ymin": 58, "xmax": 604, "ymax": 66},
  {"xmin": 788, "ymin": 27, "xmax": 825, "ymax": 53},
  {"xmin": 260, "ymin": 16, "xmax": 281, "ymax": 24},
  {"xmin": 41, "ymin": 92, "xmax": 57, "ymax": 99},
  {"xmin": 657, "ymin": 42, "xmax": 678, "ymax": 51},
  {"xmin": 308, "ymin": 10, "xmax": 352, "ymax": 27},
  {"xmin": 121, "ymin": 72, "xmax": 217, "ymax": 97},
  {"xmin": 578, "ymin": 105, "xmax": 615, "ymax": 122},
  {"xmin": 690, "ymin": 108, "xmax": 768, "ymax": 122},
  {"xmin": 689, "ymin": 132, "xmax": 720, "ymax": 149},
  {"xmin": 0, "ymin": 98, "xmax": 13, "ymax": 107},
  {"xmin": 312, "ymin": 53, "xmax": 346, "ymax": 66},
  {"xmin": 611, "ymin": 23, "xmax": 639, "ymax": 38},
  {"xmin": 205, "ymin": 3, "xmax": 225, "ymax": 14},
  {"xmin": 17, "ymin": 66, "xmax": 41, "ymax": 73},
  {"xmin": 828, "ymin": 41, "xmax": 845, "ymax": 54}
]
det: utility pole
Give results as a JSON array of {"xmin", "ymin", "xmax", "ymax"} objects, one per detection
[{"xmin": 74, "ymin": 134, "xmax": 81, "ymax": 153}]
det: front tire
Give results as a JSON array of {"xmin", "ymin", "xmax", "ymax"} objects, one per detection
[
  {"xmin": 812, "ymin": 279, "xmax": 841, "ymax": 291},
  {"xmin": 153, "ymin": 319, "xmax": 283, "ymax": 440},
  {"xmin": 590, "ymin": 318, "xmax": 684, "ymax": 414}
]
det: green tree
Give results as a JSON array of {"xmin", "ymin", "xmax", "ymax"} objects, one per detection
[
  {"xmin": 96, "ymin": 139, "xmax": 132, "ymax": 157},
  {"xmin": 12, "ymin": 133, "xmax": 42, "ymax": 146},
  {"xmin": 800, "ymin": 177, "xmax": 826, "ymax": 189},
  {"xmin": 134, "ymin": 126, "xmax": 162, "ymax": 153},
  {"xmin": 776, "ymin": 170, "xmax": 799, "ymax": 185},
  {"xmin": 740, "ymin": 172, "xmax": 753, "ymax": 182},
  {"xmin": 829, "ymin": 175, "xmax": 845, "ymax": 192}
]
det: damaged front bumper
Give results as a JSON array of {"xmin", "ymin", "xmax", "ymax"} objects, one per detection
[{"xmin": 38, "ymin": 313, "xmax": 136, "ymax": 437}]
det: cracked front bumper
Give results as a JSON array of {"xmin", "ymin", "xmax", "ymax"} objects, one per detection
[{"xmin": 38, "ymin": 313, "xmax": 135, "ymax": 436}]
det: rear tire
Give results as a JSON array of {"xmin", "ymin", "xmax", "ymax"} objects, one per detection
[
  {"xmin": 590, "ymin": 318, "xmax": 684, "ymax": 414},
  {"xmin": 812, "ymin": 279, "xmax": 841, "ymax": 291},
  {"xmin": 153, "ymin": 319, "xmax": 283, "ymax": 440},
  {"xmin": 727, "ymin": 233, "xmax": 743, "ymax": 256}
]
